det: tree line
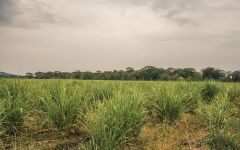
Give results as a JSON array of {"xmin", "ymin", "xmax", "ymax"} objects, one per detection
[{"xmin": 24, "ymin": 66, "xmax": 240, "ymax": 82}]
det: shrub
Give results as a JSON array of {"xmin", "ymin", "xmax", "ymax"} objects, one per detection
[
  {"xmin": 177, "ymin": 76, "xmax": 185, "ymax": 81},
  {"xmin": 201, "ymin": 82, "xmax": 219, "ymax": 103},
  {"xmin": 86, "ymin": 89, "xmax": 147, "ymax": 150}
]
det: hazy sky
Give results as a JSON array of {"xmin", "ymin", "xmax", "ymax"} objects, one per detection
[{"xmin": 0, "ymin": 0, "xmax": 240, "ymax": 74}]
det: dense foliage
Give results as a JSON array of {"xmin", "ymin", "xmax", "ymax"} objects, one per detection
[{"xmin": 22, "ymin": 66, "xmax": 240, "ymax": 82}]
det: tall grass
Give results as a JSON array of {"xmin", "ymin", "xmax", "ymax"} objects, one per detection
[
  {"xmin": 201, "ymin": 94, "xmax": 239, "ymax": 149},
  {"xmin": 0, "ymin": 79, "xmax": 239, "ymax": 149},
  {"xmin": 0, "ymin": 101, "xmax": 5, "ymax": 126},
  {"xmin": 175, "ymin": 82, "xmax": 201, "ymax": 113},
  {"xmin": 201, "ymin": 82, "xmax": 219, "ymax": 103},
  {"xmin": 149, "ymin": 85, "xmax": 184, "ymax": 123},
  {"xmin": 206, "ymin": 128, "xmax": 239, "ymax": 150},
  {"xmin": 38, "ymin": 81, "xmax": 81, "ymax": 132},
  {"xmin": 86, "ymin": 89, "xmax": 147, "ymax": 150},
  {"xmin": 226, "ymin": 85, "xmax": 240, "ymax": 103},
  {"xmin": 0, "ymin": 80, "xmax": 29, "ymax": 134},
  {"xmin": 78, "ymin": 82, "xmax": 115, "ymax": 116},
  {"xmin": 201, "ymin": 96, "xmax": 232, "ymax": 130},
  {"xmin": 83, "ymin": 82, "xmax": 114, "ymax": 102}
]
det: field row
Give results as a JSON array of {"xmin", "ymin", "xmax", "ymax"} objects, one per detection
[{"xmin": 0, "ymin": 79, "xmax": 240, "ymax": 149}]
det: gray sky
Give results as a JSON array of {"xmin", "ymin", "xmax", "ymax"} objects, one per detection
[{"xmin": 0, "ymin": 0, "xmax": 240, "ymax": 75}]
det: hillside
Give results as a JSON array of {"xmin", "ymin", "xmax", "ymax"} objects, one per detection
[{"xmin": 0, "ymin": 71, "xmax": 17, "ymax": 77}]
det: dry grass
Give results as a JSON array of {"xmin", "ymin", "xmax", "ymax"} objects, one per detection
[{"xmin": 140, "ymin": 114, "xmax": 209, "ymax": 150}]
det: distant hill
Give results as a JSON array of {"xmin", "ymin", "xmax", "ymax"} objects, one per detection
[{"xmin": 0, "ymin": 71, "xmax": 18, "ymax": 77}]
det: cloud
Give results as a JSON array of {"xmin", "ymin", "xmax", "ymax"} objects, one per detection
[
  {"xmin": 151, "ymin": 0, "xmax": 203, "ymax": 25},
  {"xmin": 0, "ymin": 0, "xmax": 19, "ymax": 25},
  {"xmin": 99, "ymin": 0, "xmax": 203, "ymax": 25},
  {"xmin": 0, "ymin": 0, "xmax": 57, "ymax": 27},
  {"xmin": 1, "ymin": 0, "xmax": 240, "ymax": 28},
  {"xmin": 101, "ymin": 0, "xmax": 240, "ymax": 26},
  {"xmin": 150, "ymin": 0, "xmax": 240, "ymax": 26},
  {"xmin": 0, "ymin": 0, "xmax": 240, "ymax": 74}
]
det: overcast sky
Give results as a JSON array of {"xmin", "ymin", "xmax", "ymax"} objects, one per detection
[{"xmin": 0, "ymin": 0, "xmax": 240, "ymax": 75}]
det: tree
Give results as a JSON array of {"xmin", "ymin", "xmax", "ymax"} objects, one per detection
[
  {"xmin": 72, "ymin": 70, "xmax": 81, "ymax": 79},
  {"xmin": 26, "ymin": 72, "xmax": 33, "ymax": 78},
  {"xmin": 224, "ymin": 71, "xmax": 233, "ymax": 82},
  {"xmin": 94, "ymin": 71, "xmax": 102, "ymax": 80},
  {"xmin": 202, "ymin": 67, "xmax": 225, "ymax": 80},
  {"xmin": 158, "ymin": 68, "xmax": 170, "ymax": 80},
  {"xmin": 213, "ymin": 69, "xmax": 225, "ymax": 81},
  {"xmin": 125, "ymin": 67, "xmax": 135, "ymax": 80},
  {"xmin": 81, "ymin": 71, "xmax": 94, "ymax": 80},
  {"xmin": 182, "ymin": 68, "xmax": 201, "ymax": 80},
  {"xmin": 202, "ymin": 67, "xmax": 215, "ymax": 80},
  {"xmin": 139, "ymin": 66, "xmax": 160, "ymax": 80},
  {"xmin": 35, "ymin": 72, "xmax": 45, "ymax": 79},
  {"xmin": 53, "ymin": 71, "xmax": 61, "ymax": 78},
  {"xmin": 232, "ymin": 71, "xmax": 240, "ymax": 82},
  {"xmin": 25, "ymin": 66, "xmax": 239, "ymax": 82}
]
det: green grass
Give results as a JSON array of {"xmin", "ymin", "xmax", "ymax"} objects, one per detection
[
  {"xmin": 201, "ymin": 82, "xmax": 220, "ymax": 103},
  {"xmin": 0, "ymin": 80, "xmax": 29, "ymax": 134},
  {"xmin": 86, "ymin": 89, "xmax": 147, "ymax": 150},
  {"xmin": 202, "ymin": 97, "xmax": 232, "ymax": 130},
  {"xmin": 226, "ymin": 85, "xmax": 240, "ymax": 103},
  {"xmin": 38, "ymin": 81, "xmax": 82, "ymax": 132},
  {"xmin": 206, "ymin": 129, "xmax": 239, "ymax": 150},
  {"xmin": 0, "ymin": 79, "xmax": 239, "ymax": 149},
  {"xmin": 201, "ymin": 94, "xmax": 239, "ymax": 149},
  {"xmin": 176, "ymin": 82, "xmax": 201, "ymax": 113},
  {"xmin": 148, "ymin": 85, "xmax": 185, "ymax": 123}
]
